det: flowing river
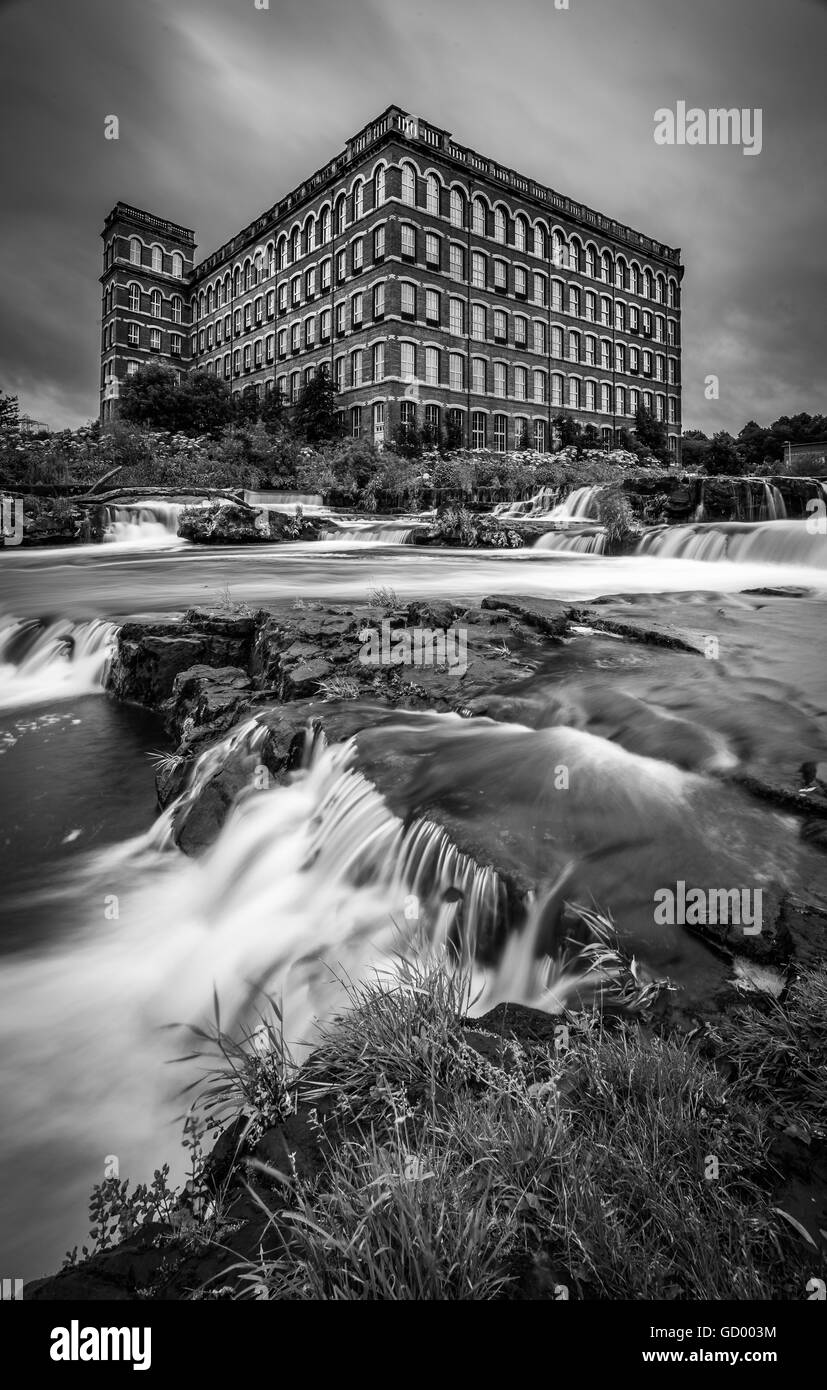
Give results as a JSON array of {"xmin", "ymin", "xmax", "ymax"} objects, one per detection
[{"xmin": 1, "ymin": 516, "xmax": 826, "ymax": 1280}]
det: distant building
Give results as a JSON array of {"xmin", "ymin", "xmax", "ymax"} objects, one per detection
[
  {"xmin": 99, "ymin": 105, "xmax": 683, "ymax": 457},
  {"xmin": 784, "ymin": 440, "xmax": 827, "ymax": 476}
]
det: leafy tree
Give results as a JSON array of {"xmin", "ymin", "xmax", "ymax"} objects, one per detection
[
  {"xmin": 259, "ymin": 384, "xmax": 286, "ymax": 435},
  {"xmin": 704, "ymin": 431, "xmax": 743, "ymax": 476},
  {"xmin": 0, "ymin": 389, "xmax": 20, "ymax": 433},
  {"xmin": 118, "ymin": 363, "xmax": 181, "ymax": 431},
  {"xmin": 443, "ymin": 412, "xmax": 464, "ymax": 452},
  {"xmin": 680, "ymin": 429, "xmax": 710, "ymax": 471},
  {"xmin": 633, "ymin": 406, "xmax": 670, "ymax": 464},
  {"xmin": 552, "ymin": 411, "xmax": 585, "ymax": 453},
  {"xmin": 294, "ymin": 365, "xmax": 342, "ymax": 445},
  {"xmin": 393, "ymin": 423, "xmax": 423, "ymax": 459},
  {"xmin": 178, "ymin": 370, "xmax": 233, "ymax": 435}
]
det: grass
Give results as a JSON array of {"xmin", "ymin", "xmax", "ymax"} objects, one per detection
[
  {"xmin": 183, "ymin": 946, "xmax": 824, "ymax": 1301},
  {"xmin": 316, "ymin": 674, "xmax": 361, "ymax": 702}
]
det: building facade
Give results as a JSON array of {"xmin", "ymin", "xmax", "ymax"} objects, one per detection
[{"xmin": 100, "ymin": 105, "xmax": 684, "ymax": 456}]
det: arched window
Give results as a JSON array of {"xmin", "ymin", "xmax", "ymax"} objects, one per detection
[
  {"xmin": 306, "ymin": 218, "xmax": 316, "ymax": 253},
  {"xmin": 472, "ymin": 198, "xmax": 486, "ymax": 236},
  {"xmin": 291, "ymin": 228, "xmax": 300, "ymax": 262},
  {"xmin": 278, "ymin": 237, "xmax": 287, "ymax": 271},
  {"xmin": 615, "ymin": 258, "xmax": 626, "ymax": 290},
  {"xmin": 569, "ymin": 238, "xmax": 581, "ymax": 273},
  {"xmin": 374, "ymin": 167, "xmax": 386, "ymax": 207},
  {"xmin": 533, "ymin": 224, "xmax": 546, "ymax": 259},
  {"xmin": 206, "ymin": 287, "xmax": 213, "ymax": 314},
  {"xmin": 353, "ymin": 180, "xmax": 364, "ymax": 219},
  {"xmin": 171, "ymin": 252, "xmax": 183, "ymax": 278},
  {"xmin": 514, "ymin": 217, "xmax": 527, "ymax": 252},
  {"xmin": 172, "ymin": 295, "xmax": 183, "ymax": 324},
  {"xmin": 266, "ymin": 243, "xmax": 275, "ymax": 278},
  {"xmin": 129, "ymin": 237, "xmax": 141, "ymax": 265},
  {"xmin": 494, "ymin": 207, "xmax": 506, "ymax": 244},
  {"xmin": 336, "ymin": 196, "xmax": 346, "ymax": 234},
  {"xmin": 128, "ymin": 283, "xmax": 140, "ymax": 312},
  {"xmin": 401, "ymin": 163, "xmax": 416, "ymax": 207},
  {"xmin": 151, "ymin": 246, "xmax": 163, "ymax": 272},
  {"xmin": 601, "ymin": 251, "xmax": 612, "ymax": 283},
  {"xmin": 426, "ymin": 173, "xmax": 440, "ymax": 215},
  {"xmin": 644, "ymin": 269, "xmax": 654, "ymax": 300},
  {"xmin": 320, "ymin": 207, "xmax": 331, "ymax": 244},
  {"xmin": 552, "ymin": 230, "xmax": 566, "ymax": 269},
  {"xmin": 449, "ymin": 188, "xmax": 464, "ymax": 228},
  {"xmin": 585, "ymin": 245, "xmax": 596, "ymax": 278},
  {"xmin": 233, "ymin": 267, "xmax": 241, "ymax": 295},
  {"xmin": 254, "ymin": 252, "xmax": 263, "ymax": 282}
]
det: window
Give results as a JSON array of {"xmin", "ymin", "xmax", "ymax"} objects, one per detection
[
  {"xmin": 126, "ymin": 360, "xmax": 139, "ymax": 376},
  {"xmin": 351, "ymin": 291, "xmax": 363, "ymax": 326},
  {"xmin": 569, "ymin": 240, "xmax": 582, "ymax": 274},
  {"xmin": 171, "ymin": 252, "xmax": 184, "ymax": 278},
  {"xmin": 425, "ymin": 232, "xmax": 440, "ymax": 267},
  {"xmin": 336, "ymin": 303, "xmax": 346, "ymax": 334},
  {"xmin": 373, "ymin": 401, "xmax": 385, "ymax": 443},
  {"xmin": 128, "ymin": 284, "xmax": 140, "ymax": 312},
  {"xmin": 278, "ymin": 329, "xmax": 287, "ymax": 357},
  {"xmin": 401, "ymin": 223, "xmax": 416, "ymax": 260},
  {"xmin": 425, "ymin": 346, "xmax": 439, "ymax": 385},
  {"xmin": 472, "ymin": 199, "xmax": 486, "ymax": 236},
  {"xmin": 320, "ymin": 308, "xmax": 331, "ymax": 342},
  {"xmin": 291, "ymin": 323, "xmax": 301, "ymax": 351},
  {"xmin": 336, "ymin": 197, "xmax": 346, "ymax": 235},
  {"xmin": 129, "ymin": 237, "xmax": 141, "ymax": 265},
  {"xmin": 601, "ymin": 384, "xmax": 611, "ymax": 413},
  {"xmin": 569, "ymin": 378, "xmax": 581, "ymax": 409},
  {"xmin": 585, "ymin": 380, "xmax": 596, "ymax": 411},
  {"xmin": 568, "ymin": 331, "xmax": 580, "ymax": 362},
  {"xmin": 291, "ymin": 275, "xmax": 301, "ymax": 306},
  {"xmin": 585, "ymin": 246, "xmax": 596, "ymax": 278},
  {"xmin": 234, "ymin": 309, "xmax": 242, "ymax": 336},
  {"xmin": 290, "ymin": 371, "xmax": 300, "ymax": 402},
  {"xmin": 493, "ymin": 414, "xmax": 507, "ymax": 451},
  {"xmin": 533, "ymin": 419, "xmax": 546, "ymax": 452},
  {"xmin": 668, "ymin": 357, "xmax": 678, "ymax": 385},
  {"xmin": 352, "ymin": 240, "xmax": 363, "ymax": 273},
  {"xmin": 471, "ymin": 412, "xmax": 487, "ymax": 449},
  {"xmin": 374, "ymin": 225, "xmax": 385, "ymax": 261},
  {"xmin": 584, "ymin": 291, "xmax": 596, "ymax": 322},
  {"xmin": 600, "ymin": 296, "xmax": 611, "ymax": 327},
  {"xmin": 171, "ymin": 295, "xmax": 182, "ymax": 323},
  {"xmin": 353, "ymin": 180, "xmax": 364, "ymax": 219},
  {"xmin": 374, "ymin": 166, "xmax": 386, "ymax": 207},
  {"xmin": 449, "ymin": 188, "xmax": 464, "ymax": 228},
  {"xmin": 514, "ymin": 416, "xmax": 529, "ymax": 448},
  {"xmin": 254, "ymin": 295, "xmax": 264, "ymax": 323},
  {"xmin": 373, "ymin": 283, "xmax": 384, "ymax": 318},
  {"xmin": 615, "ymin": 385, "xmax": 626, "ymax": 415},
  {"xmin": 305, "ymin": 318, "xmax": 316, "ymax": 348},
  {"xmin": 449, "ymin": 244, "xmax": 465, "ymax": 281},
  {"xmin": 533, "ymin": 273, "xmax": 547, "ymax": 306},
  {"xmin": 373, "ymin": 342, "xmax": 385, "ymax": 380},
  {"xmin": 244, "ymin": 303, "xmax": 252, "ymax": 330},
  {"xmin": 278, "ymin": 285, "xmax": 287, "ymax": 313},
  {"xmin": 493, "ymin": 362, "xmax": 506, "ymax": 398},
  {"xmin": 514, "ymin": 315, "xmax": 528, "ymax": 347},
  {"xmin": 514, "ymin": 266, "xmax": 527, "ymax": 298},
  {"xmin": 533, "ymin": 369, "xmax": 546, "ymax": 403},
  {"xmin": 351, "ymin": 350, "xmax": 363, "ymax": 386},
  {"xmin": 149, "ymin": 328, "xmax": 162, "ymax": 352},
  {"xmin": 401, "ymin": 163, "xmax": 416, "ymax": 206},
  {"xmin": 401, "ymin": 282, "xmax": 416, "ymax": 318},
  {"xmin": 472, "ymin": 357, "xmax": 486, "ymax": 393},
  {"xmin": 493, "ymin": 258, "xmax": 507, "ymax": 291},
  {"xmin": 425, "ymin": 403, "xmax": 440, "ymax": 437},
  {"xmin": 334, "ymin": 356, "xmax": 344, "ymax": 391},
  {"xmin": 401, "ymin": 341, "xmax": 416, "ymax": 381},
  {"xmin": 615, "ymin": 343, "xmax": 626, "ymax": 373},
  {"xmin": 449, "ymin": 298, "xmax": 464, "ymax": 336},
  {"xmin": 494, "ymin": 207, "xmax": 506, "ymax": 244},
  {"xmin": 615, "ymin": 302, "xmax": 626, "ymax": 332},
  {"xmin": 254, "ymin": 339, "xmax": 263, "ymax": 367},
  {"xmin": 426, "ymin": 173, "xmax": 440, "ymax": 215},
  {"xmin": 170, "ymin": 334, "xmax": 182, "ymax": 357},
  {"xmin": 449, "ymin": 352, "xmax": 464, "ymax": 390},
  {"xmin": 400, "ymin": 401, "xmax": 416, "ymax": 433},
  {"xmin": 351, "ymin": 405, "xmax": 362, "ymax": 438},
  {"xmin": 514, "ymin": 366, "xmax": 527, "ymax": 400},
  {"xmin": 669, "ymin": 396, "xmax": 678, "ymax": 424},
  {"xmin": 127, "ymin": 323, "xmax": 139, "ymax": 345},
  {"xmin": 425, "ymin": 289, "xmax": 440, "ymax": 325},
  {"xmin": 531, "ymin": 321, "xmax": 545, "ymax": 354},
  {"xmin": 533, "ymin": 225, "xmax": 546, "ymax": 259},
  {"xmin": 514, "ymin": 217, "xmax": 527, "ymax": 252},
  {"xmin": 493, "ymin": 308, "xmax": 507, "ymax": 343},
  {"xmin": 568, "ymin": 287, "xmax": 580, "ymax": 317},
  {"xmin": 471, "ymin": 304, "xmax": 486, "ymax": 340},
  {"xmin": 472, "ymin": 252, "xmax": 486, "ymax": 288},
  {"xmin": 601, "ymin": 340, "xmax": 611, "ymax": 369}
]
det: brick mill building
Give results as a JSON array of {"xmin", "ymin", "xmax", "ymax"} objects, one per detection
[{"xmin": 99, "ymin": 104, "xmax": 684, "ymax": 457}]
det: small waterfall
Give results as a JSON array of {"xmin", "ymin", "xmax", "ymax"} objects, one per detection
[
  {"xmin": 319, "ymin": 518, "xmax": 424, "ymax": 544},
  {"xmin": 102, "ymin": 501, "xmax": 183, "ymax": 546},
  {"xmin": 0, "ymin": 616, "xmax": 118, "ymax": 712},
  {"xmin": 636, "ymin": 519, "xmax": 827, "ymax": 567},
  {"xmin": 533, "ymin": 530, "xmax": 607, "ymax": 554},
  {"xmin": 495, "ymin": 484, "xmax": 604, "ymax": 521},
  {"xmin": 759, "ymin": 483, "xmax": 786, "ymax": 521}
]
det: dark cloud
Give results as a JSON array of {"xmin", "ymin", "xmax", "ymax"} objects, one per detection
[{"xmin": 0, "ymin": 0, "xmax": 823, "ymax": 432}]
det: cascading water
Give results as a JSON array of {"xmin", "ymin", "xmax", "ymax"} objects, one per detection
[
  {"xmin": 636, "ymin": 519, "xmax": 827, "ymax": 567},
  {"xmin": 102, "ymin": 500, "xmax": 184, "ymax": 546},
  {"xmin": 318, "ymin": 516, "xmax": 427, "ymax": 544},
  {"xmin": 759, "ymin": 482, "xmax": 787, "ymax": 521},
  {"xmin": 0, "ymin": 616, "xmax": 118, "ymax": 711},
  {"xmin": 496, "ymin": 483, "xmax": 605, "ymax": 521}
]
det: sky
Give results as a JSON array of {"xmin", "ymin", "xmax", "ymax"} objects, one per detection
[{"xmin": 0, "ymin": 0, "xmax": 824, "ymax": 434}]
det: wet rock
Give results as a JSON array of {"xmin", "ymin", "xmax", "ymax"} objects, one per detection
[
  {"xmin": 109, "ymin": 611, "xmax": 256, "ymax": 707},
  {"xmin": 164, "ymin": 665, "xmax": 254, "ymax": 744},
  {"xmin": 178, "ymin": 501, "xmax": 319, "ymax": 544}
]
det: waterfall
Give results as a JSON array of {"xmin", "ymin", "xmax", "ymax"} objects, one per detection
[
  {"xmin": 636, "ymin": 519, "xmax": 827, "ymax": 567},
  {"xmin": 495, "ymin": 484, "xmax": 604, "ymax": 521},
  {"xmin": 533, "ymin": 530, "xmax": 607, "ymax": 554},
  {"xmin": 102, "ymin": 501, "xmax": 184, "ymax": 546},
  {"xmin": 0, "ymin": 616, "xmax": 118, "ymax": 712},
  {"xmin": 319, "ymin": 518, "xmax": 425, "ymax": 544},
  {"xmin": 759, "ymin": 483, "xmax": 787, "ymax": 521}
]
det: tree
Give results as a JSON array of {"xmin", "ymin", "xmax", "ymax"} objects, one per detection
[
  {"xmin": 118, "ymin": 363, "xmax": 181, "ymax": 430},
  {"xmin": 552, "ymin": 411, "xmax": 585, "ymax": 453},
  {"xmin": 177, "ymin": 370, "xmax": 233, "ymax": 435},
  {"xmin": 443, "ymin": 412, "xmax": 464, "ymax": 452},
  {"xmin": 704, "ymin": 431, "xmax": 743, "ymax": 476},
  {"xmin": 293, "ymin": 365, "xmax": 342, "ymax": 445},
  {"xmin": 259, "ymin": 384, "xmax": 286, "ymax": 435},
  {"xmin": 633, "ymin": 405, "xmax": 670, "ymax": 464},
  {"xmin": 680, "ymin": 429, "xmax": 710, "ymax": 471},
  {"xmin": 0, "ymin": 389, "xmax": 20, "ymax": 433}
]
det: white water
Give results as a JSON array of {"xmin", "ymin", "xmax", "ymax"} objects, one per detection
[
  {"xmin": 319, "ymin": 516, "xmax": 428, "ymax": 544},
  {"xmin": 102, "ymin": 501, "xmax": 184, "ymax": 547},
  {"xmin": 496, "ymin": 483, "xmax": 605, "ymax": 521},
  {"xmin": 636, "ymin": 519, "xmax": 827, "ymax": 568},
  {"xmin": 0, "ymin": 617, "xmax": 118, "ymax": 712}
]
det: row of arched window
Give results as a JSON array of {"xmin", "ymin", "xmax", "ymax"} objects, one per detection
[
  {"xmin": 103, "ymin": 282, "xmax": 185, "ymax": 322},
  {"xmin": 126, "ymin": 236, "xmax": 185, "ymax": 277}
]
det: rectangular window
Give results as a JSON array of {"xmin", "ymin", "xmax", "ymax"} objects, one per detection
[
  {"xmin": 401, "ymin": 224, "xmax": 416, "ymax": 259},
  {"xmin": 401, "ymin": 341, "xmax": 416, "ymax": 381},
  {"xmin": 351, "ymin": 406, "xmax": 362, "ymax": 439},
  {"xmin": 493, "ymin": 362, "xmax": 506, "ymax": 398},
  {"xmin": 425, "ymin": 289, "xmax": 440, "ymax": 325},
  {"xmin": 514, "ymin": 316, "xmax": 527, "ymax": 347},
  {"xmin": 401, "ymin": 283, "xmax": 415, "ymax": 319},
  {"xmin": 514, "ymin": 266, "xmax": 527, "ymax": 298},
  {"xmin": 291, "ymin": 277, "xmax": 301, "ymax": 306},
  {"xmin": 291, "ymin": 323, "xmax": 301, "ymax": 351},
  {"xmin": 493, "ymin": 259, "xmax": 507, "ymax": 291},
  {"xmin": 373, "ymin": 283, "xmax": 384, "ymax": 319},
  {"xmin": 449, "ymin": 245, "xmax": 464, "ymax": 282},
  {"xmin": 472, "ymin": 252, "xmax": 486, "ymax": 289},
  {"xmin": 425, "ymin": 232, "xmax": 440, "ymax": 267},
  {"xmin": 127, "ymin": 324, "xmax": 140, "ymax": 345},
  {"xmin": 533, "ymin": 273, "xmax": 547, "ymax": 306},
  {"xmin": 471, "ymin": 304, "xmax": 486, "ymax": 341},
  {"xmin": 352, "ymin": 240, "xmax": 363, "ymax": 272},
  {"xmin": 493, "ymin": 309, "xmax": 507, "ymax": 343},
  {"xmin": 374, "ymin": 226, "xmax": 385, "ymax": 260},
  {"xmin": 472, "ymin": 358, "xmax": 485, "ymax": 393},
  {"xmin": 149, "ymin": 329, "xmax": 162, "ymax": 351},
  {"xmin": 514, "ymin": 366, "xmax": 527, "ymax": 400},
  {"xmin": 471, "ymin": 412, "xmax": 486, "ymax": 449},
  {"xmin": 337, "ymin": 250, "xmax": 347, "ymax": 283},
  {"xmin": 170, "ymin": 334, "xmax": 182, "ymax": 356},
  {"xmin": 533, "ymin": 321, "xmax": 546, "ymax": 354},
  {"xmin": 336, "ymin": 303, "xmax": 346, "ymax": 334},
  {"xmin": 373, "ymin": 342, "xmax": 385, "ymax": 381},
  {"xmin": 352, "ymin": 292, "xmax": 363, "ymax": 326},
  {"xmin": 305, "ymin": 318, "xmax": 316, "ymax": 347},
  {"xmin": 494, "ymin": 415, "xmax": 507, "ymax": 452},
  {"xmin": 449, "ymin": 353, "xmax": 464, "ymax": 390},
  {"xmin": 425, "ymin": 346, "xmax": 439, "ymax": 385},
  {"xmin": 449, "ymin": 298, "xmax": 464, "ymax": 336},
  {"xmin": 352, "ymin": 351, "xmax": 363, "ymax": 386}
]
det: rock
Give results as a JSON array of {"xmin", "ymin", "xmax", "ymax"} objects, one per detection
[
  {"xmin": 481, "ymin": 595, "xmax": 570, "ymax": 639},
  {"xmin": 164, "ymin": 664, "xmax": 254, "ymax": 743},
  {"xmin": 108, "ymin": 611, "xmax": 256, "ymax": 707},
  {"xmin": 178, "ymin": 501, "xmax": 319, "ymax": 544}
]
